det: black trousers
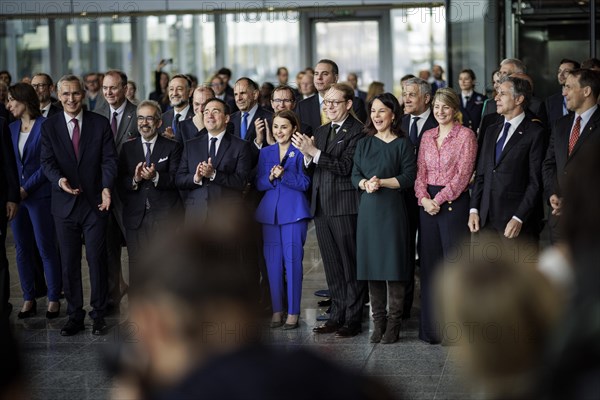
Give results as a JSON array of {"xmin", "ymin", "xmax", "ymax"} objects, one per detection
[
  {"xmin": 314, "ymin": 213, "xmax": 366, "ymax": 326},
  {"xmin": 418, "ymin": 186, "xmax": 470, "ymax": 343},
  {"xmin": 54, "ymin": 198, "xmax": 108, "ymax": 322}
]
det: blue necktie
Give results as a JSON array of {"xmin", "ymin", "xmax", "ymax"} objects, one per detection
[
  {"xmin": 145, "ymin": 142, "xmax": 151, "ymax": 166},
  {"xmin": 495, "ymin": 122, "xmax": 511, "ymax": 164},
  {"xmin": 240, "ymin": 112, "xmax": 249, "ymax": 140},
  {"xmin": 562, "ymin": 96, "xmax": 568, "ymax": 116},
  {"xmin": 409, "ymin": 116, "xmax": 420, "ymax": 145}
]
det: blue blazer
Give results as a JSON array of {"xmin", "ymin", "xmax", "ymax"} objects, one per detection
[
  {"xmin": 255, "ymin": 143, "xmax": 311, "ymax": 225},
  {"xmin": 9, "ymin": 116, "xmax": 51, "ymax": 200}
]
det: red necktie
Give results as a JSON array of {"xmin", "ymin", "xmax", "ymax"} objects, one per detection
[
  {"xmin": 71, "ymin": 118, "xmax": 80, "ymax": 159},
  {"xmin": 568, "ymin": 116, "xmax": 582, "ymax": 156}
]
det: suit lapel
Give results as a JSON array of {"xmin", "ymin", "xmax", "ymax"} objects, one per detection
[
  {"xmin": 57, "ymin": 115, "xmax": 79, "ymax": 162},
  {"xmin": 78, "ymin": 113, "xmax": 94, "ymax": 164},
  {"xmin": 326, "ymin": 118, "xmax": 352, "ymax": 152},
  {"xmin": 497, "ymin": 119, "xmax": 527, "ymax": 164},
  {"xmin": 21, "ymin": 119, "xmax": 41, "ymax": 162},
  {"xmin": 569, "ymin": 108, "xmax": 600, "ymax": 159},
  {"xmin": 116, "ymin": 102, "xmax": 136, "ymax": 145},
  {"xmin": 213, "ymin": 133, "xmax": 230, "ymax": 169}
]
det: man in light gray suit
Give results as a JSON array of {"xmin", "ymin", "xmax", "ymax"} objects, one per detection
[{"xmin": 95, "ymin": 69, "xmax": 138, "ymax": 312}]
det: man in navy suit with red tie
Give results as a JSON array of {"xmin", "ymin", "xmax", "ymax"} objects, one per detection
[
  {"xmin": 40, "ymin": 74, "xmax": 118, "ymax": 336},
  {"xmin": 543, "ymin": 69, "xmax": 600, "ymax": 243}
]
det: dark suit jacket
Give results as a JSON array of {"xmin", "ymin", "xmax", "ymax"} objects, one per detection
[
  {"xmin": 159, "ymin": 107, "xmax": 194, "ymax": 134},
  {"xmin": 118, "ymin": 136, "xmax": 183, "ymax": 230},
  {"xmin": 306, "ymin": 116, "xmax": 364, "ymax": 217},
  {"xmin": 231, "ymin": 106, "xmax": 273, "ymax": 165},
  {"xmin": 542, "ymin": 107, "xmax": 600, "ymax": 201},
  {"xmin": 94, "ymin": 99, "xmax": 139, "ymax": 153},
  {"xmin": 40, "ymin": 111, "xmax": 118, "ymax": 218},
  {"xmin": 0, "ymin": 117, "xmax": 19, "ymax": 207},
  {"xmin": 459, "ymin": 91, "xmax": 486, "ymax": 132},
  {"xmin": 9, "ymin": 116, "xmax": 51, "ymax": 200},
  {"xmin": 471, "ymin": 115, "xmax": 546, "ymax": 235},
  {"xmin": 175, "ymin": 133, "xmax": 252, "ymax": 222},
  {"xmin": 357, "ymin": 89, "xmax": 367, "ymax": 104},
  {"xmin": 296, "ymin": 95, "xmax": 368, "ymax": 133},
  {"xmin": 545, "ymin": 92, "xmax": 569, "ymax": 126},
  {"xmin": 45, "ymin": 104, "xmax": 61, "ymax": 118},
  {"xmin": 401, "ymin": 111, "xmax": 438, "ymax": 154}
]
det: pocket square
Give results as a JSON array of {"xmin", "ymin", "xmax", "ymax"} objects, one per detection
[
  {"xmin": 158, "ymin": 156, "xmax": 169, "ymax": 162},
  {"xmin": 336, "ymin": 140, "xmax": 344, "ymax": 144}
]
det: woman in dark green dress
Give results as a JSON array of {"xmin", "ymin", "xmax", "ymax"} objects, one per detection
[{"xmin": 352, "ymin": 93, "xmax": 416, "ymax": 344}]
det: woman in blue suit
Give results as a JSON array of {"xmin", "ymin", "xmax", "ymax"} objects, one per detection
[
  {"xmin": 256, "ymin": 110, "xmax": 311, "ymax": 330},
  {"xmin": 7, "ymin": 83, "xmax": 61, "ymax": 318}
]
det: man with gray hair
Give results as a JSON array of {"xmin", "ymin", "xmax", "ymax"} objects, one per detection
[
  {"xmin": 499, "ymin": 58, "xmax": 527, "ymax": 76},
  {"xmin": 469, "ymin": 75, "xmax": 546, "ymax": 245},
  {"xmin": 400, "ymin": 77, "xmax": 438, "ymax": 320}
]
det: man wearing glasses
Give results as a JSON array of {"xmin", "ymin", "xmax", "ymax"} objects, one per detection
[
  {"xmin": 118, "ymin": 100, "xmax": 182, "ymax": 276},
  {"xmin": 31, "ymin": 73, "xmax": 60, "ymax": 118},
  {"xmin": 83, "ymin": 72, "xmax": 106, "ymax": 112},
  {"xmin": 40, "ymin": 74, "xmax": 118, "ymax": 336}
]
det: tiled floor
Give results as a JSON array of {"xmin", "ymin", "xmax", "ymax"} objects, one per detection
[{"xmin": 7, "ymin": 223, "xmax": 482, "ymax": 400}]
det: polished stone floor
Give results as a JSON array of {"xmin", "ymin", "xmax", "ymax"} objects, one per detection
[{"xmin": 6, "ymin": 223, "xmax": 482, "ymax": 400}]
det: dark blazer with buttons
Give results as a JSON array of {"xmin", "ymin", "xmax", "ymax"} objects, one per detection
[
  {"xmin": 94, "ymin": 99, "xmax": 139, "ymax": 154},
  {"xmin": 459, "ymin": 91, "xmax": 486, "ymax": 132},
  {"xmin": 297, "ymin": 95, "xmax": 368, "ymax": 133},
  {"xmin": 401, "ymin": 111, "xmax": 438, "ymax": 154},
  {"xmin": 306, "ymin": 116, "xmax": 364, "ymax": 217},
  {"xmin": 159, "ymin": 106, "xmax": 194, "ymax": 135},
  {"xmin": 40, "ymin": 111, "xmax": 118, "ymax": 219},
  {"xmin": 471, "ymin": 114, "xmax": 546, "ymax": 235},
  {"xmin": 175, "ymin": 133, "xmax": 252, "ymax": 223},
  {"xmin": 9, "ymin": 116, "xmax": 51, "ymax": 200},
  {"xmin": 118, "ymin": 135, "xmax": 183, "ymax": 230},
  {"xmin": 542, "ymin": 107, "xmax": 600, "ymax": 202}
]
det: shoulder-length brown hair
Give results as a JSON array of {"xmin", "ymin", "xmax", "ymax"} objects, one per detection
[
  {"xmin": 363, "ymin": 93, "xmax": 405, "ymax": 137},
  {"xmin": 9, "ymin": 82, "xmax": 42, "ymax": 119}
]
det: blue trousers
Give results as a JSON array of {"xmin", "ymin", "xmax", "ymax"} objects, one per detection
[
  {"xmin": 262, "ymin": 220, "xmax": 307, "ymax": 315},
  {"xmin": 10, "ymin": 197, "xmax": 61, "ymax": 301}
]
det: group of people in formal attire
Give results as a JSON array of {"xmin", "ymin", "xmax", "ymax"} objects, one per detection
[{"xmin": 0, "ymin": 56, "xmax": 599, "ymax": 350}]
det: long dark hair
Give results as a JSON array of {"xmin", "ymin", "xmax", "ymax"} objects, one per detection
[
  {"xmin": 364, "ymin": 93, "xmax": 405, "ymax": 137},
  {"xmin": 9, "ymin": 82, "xmax": 42, "ymax": 119}
]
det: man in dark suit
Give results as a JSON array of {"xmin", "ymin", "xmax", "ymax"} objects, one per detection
[
  {"xmin": 40, "ymin": 74, "xmax": 118, "ymax": 336},
  {"xmin": 293, "ymin": 83, "xmax": 366, "ymax": 338},
  {"xmin": 159, "ymin": 74, "xmax": 194, "ymax": 139},
  {"xmin": 118, "ymin": 100, "xmax": 182, "ymax": 277},
  {"xmin": 469, "ymin": 76, "xmax": 546, "ymax": 245},
  {"xmin": 230, "ymin": 77, "xmax": 273, "ymax": 160},
  {"xmin": 542, "ymin": 68, "xmax": 600, "ymax": 243},
  {"xmin": 218, "ymin": 67, "xmax": 235, "ymax": 97},
  {"xmin": 545, "ymin": 59, "xmax": 580, "ymax": 126},
  {"xmin": 400, "ymin": 77, "xmax": 437, "ymax": 319},
  {"xmin": 175, "ymin": 86, "xmax": 215, "ymax": 146},
  {"xmin": 431, "ymin": 64, "xmax": 447, "ymax": 95},
  {"xmin": 175, "ymin": 98, "xmax": 251, "ymax": 225},
  {"xmin": 0, "ymin": 116, "xmax": 19, "ymax": 319},
  {"xmin": 32, "ymin": 73, "xmax": 60, "ymax": 118},
  {"xmin": 95, "ymin": 69, "xmax": 139, "ymax": 311},
  {"xmin": 347, "ymin": 73, "xmax": 367, "ymax": 103},
  {"xmin": 296, "ymin": 60, "xmax": 367, "ymax": 132}
]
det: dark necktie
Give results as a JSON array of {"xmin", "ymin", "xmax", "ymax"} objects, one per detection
[
  {"xmin": 409, "ymin": 116, "xmax": 420, "ymax": 145},
  {"xmin": 328, "ymin": 124, "xmax": 340, "ymax": 144},
  {"xmin": 240, "ymin": 112, "xmax": 249, "ymax": 140},
  {"xmin": 209, "ymin": 137, "xmax": 217, "ymax": 160},
  {"xmin": 568, "ymin": 116, "xmax": 582, "ymax": 156},
  {"xmin": 144, "ymin": 142, "xmax": 152, "ymax": 166},
  {"xmin": 464, "ymin": 95, "xmax": 470, "ymax": 108},
  {"xmin": 71, "ymin": 118, "xmax": 80, "ymax": 160},
  {"xmin": 495, "ymin": 122, "xmax": 511, "ymax": 164},
  {"xmin": 111, "ymin": 111, "xmax": 118, "ymax": 137},
  {"xmin": 172, "ymin": 113, "xmax": 181, "ymax": 134}
]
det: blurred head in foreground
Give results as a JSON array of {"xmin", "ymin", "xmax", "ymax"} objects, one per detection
[
  {"xmin": 117, "ymin": 219, "xmax": 397, "ymax": 400},
  {"xmin": 436, "ymin": 234, "xmax": 565, "ymax": 399}
]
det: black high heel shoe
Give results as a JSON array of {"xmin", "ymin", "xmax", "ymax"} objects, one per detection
[
  {"xmin": 18, "ymin": 300, "xmax": 37, "ymax": 319},
  {"xmin": 46, "ymin": 302, "xmax": 61, "ymax": 319}
]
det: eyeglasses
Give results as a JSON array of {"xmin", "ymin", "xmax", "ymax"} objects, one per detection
[
  {"xmin": 322, "ymin": 99, "xmax": 346, "ymax": 107},
  {"xmin": 32, "ymin": 83, "xmax": 49, "ymax": 89},
  {"xmin": 137, "ymin": 116, "xmax": 158, "ymax": 123},
  {"xmin": 272, "ymin": 99, "xmax": 294, "ymax": 104}
]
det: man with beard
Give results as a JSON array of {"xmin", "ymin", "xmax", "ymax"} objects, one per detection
[{"xmin": 159, "ymin": 74, "xmax": 194, "ymax": 139}]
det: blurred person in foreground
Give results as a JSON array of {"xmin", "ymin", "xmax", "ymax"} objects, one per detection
[
  {"xmin": 436, "ymin": 233, "xmax": 565, "ymax": 400},
  {"xmin": 110, "ymin": 225, "xmax": 397, "ymax": 400},
  {"xmin": 537, "ymin": 137, "xmax": 600, "ymax": 400}
]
